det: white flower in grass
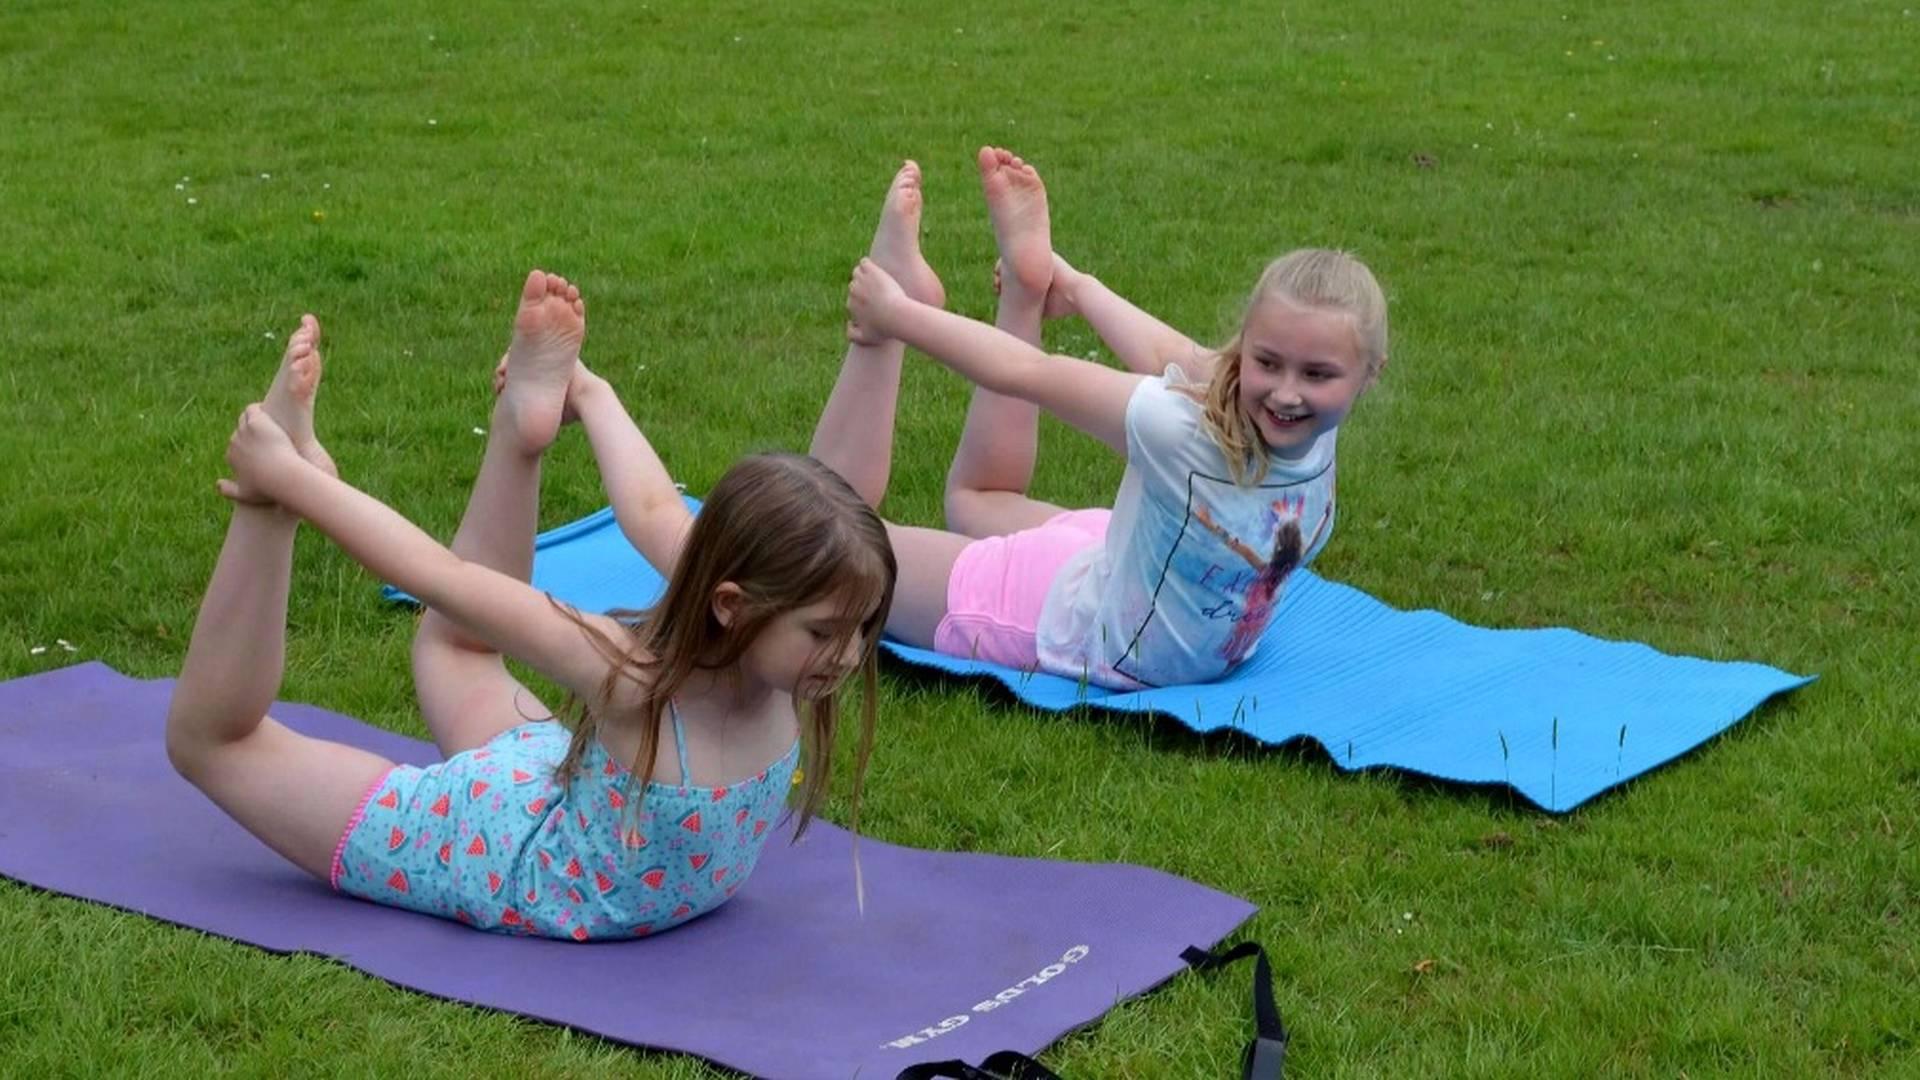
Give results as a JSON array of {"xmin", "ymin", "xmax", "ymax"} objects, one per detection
[
  {"xmin": 29, "ymin": 646, "xmax": 46, "ymax": 655},
  {"xmin": 473, "ymin": 427, "xmax": 486, "ymax": 436}
]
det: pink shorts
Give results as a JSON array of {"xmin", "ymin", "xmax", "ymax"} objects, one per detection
[{"xmin": 933, "ymin": 509, "xmax": 1110, "ymax": 670}]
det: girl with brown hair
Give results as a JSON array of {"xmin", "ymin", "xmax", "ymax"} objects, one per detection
[{"xmin": 168, "ymin": 271, "xmax": 894, "ymax": 940}]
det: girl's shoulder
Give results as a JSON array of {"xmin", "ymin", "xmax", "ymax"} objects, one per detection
[
  {"xmin": 588, "ymin": 634, "xmax": 662, "ymax": 712},
  {"xmin": 1127, "ymin": 366, "xmax": 1211, "ymax": 450}
]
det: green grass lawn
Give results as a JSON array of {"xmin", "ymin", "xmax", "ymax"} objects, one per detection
[{"xmin": 2, "ymin": 0, "xmax": 1916, "ymax": 1074}]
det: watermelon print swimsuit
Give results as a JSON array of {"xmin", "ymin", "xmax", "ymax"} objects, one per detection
[{"xmin": 331, "ymin": 706, "xmax": 799, "ymax": 941}]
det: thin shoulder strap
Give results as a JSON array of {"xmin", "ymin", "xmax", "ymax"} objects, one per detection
[{"xmin": 667, "ymin": 700, "xmax": 692, "ymax": 782}]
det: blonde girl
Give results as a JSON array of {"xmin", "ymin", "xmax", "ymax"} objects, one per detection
[{"xmin": 815, "ymin": 152, "xmax": 1386, "ymax": 691}]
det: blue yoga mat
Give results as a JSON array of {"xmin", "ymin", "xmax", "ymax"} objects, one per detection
[{"xmin": 386, "ymin": 503, "xmax": 1812, "ymax": 812}]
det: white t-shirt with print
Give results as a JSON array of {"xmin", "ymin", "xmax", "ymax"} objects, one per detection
[{"xmin": 1034, "ymin": 367, "xmax": 1337, "ymax": 690}]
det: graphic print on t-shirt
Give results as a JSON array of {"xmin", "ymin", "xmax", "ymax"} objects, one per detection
[{"xmin": 1111, "ymin": 466, "xmax": 1334, "ymax": 686}]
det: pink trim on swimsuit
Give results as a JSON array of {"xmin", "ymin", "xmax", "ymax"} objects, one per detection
[{"xmin": 331, "ymin": 766, "xmax": 399, "ymax": 891}]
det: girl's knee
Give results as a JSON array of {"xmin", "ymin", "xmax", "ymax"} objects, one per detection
[
  {"xmin": 163, "ymin": 709, "xmax": 227, "ymax": 783},
  {"xmin": 942, "ymin": 485, "xmax": 990, "ymax": 536}
]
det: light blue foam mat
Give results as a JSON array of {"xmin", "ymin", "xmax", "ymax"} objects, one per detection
[{"xmin": 386, "ymin": 502, "xmax": 1813, "ymax": 812}]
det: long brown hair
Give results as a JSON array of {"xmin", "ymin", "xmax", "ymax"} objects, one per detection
[
  {"xmin": 1201, "ymin": 248, "xmax": 1389, "ymax": 484},
  {"xmin": 555, "ymin": 452, "xmax": 896, "ymax": 843}
]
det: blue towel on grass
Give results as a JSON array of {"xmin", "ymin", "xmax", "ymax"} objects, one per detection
[{"xmin": 385, "ymin": 503, "xmax": 1811, "ymax": 811}]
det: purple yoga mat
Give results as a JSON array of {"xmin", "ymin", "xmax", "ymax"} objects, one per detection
[{"xmin": 0, "ymin": 663, "xmax": 1255, "ymax": 1078}]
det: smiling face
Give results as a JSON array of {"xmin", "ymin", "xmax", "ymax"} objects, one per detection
[{"xmin": 1235, "ymin": 296, "xmax": 1371, "ymax": 457}]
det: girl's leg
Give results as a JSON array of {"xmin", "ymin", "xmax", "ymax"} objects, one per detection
[
  {"xmin": 410, "ymin": 271, "xmax": 585, "ymax": 756},
  {"xmin": 879, "ymin": 523, "xmax": 970, "ymax": 649},
  {"xmin": 810, "ymin": 162, "xmax": 944, "ymax": 509},
  {"xmin": 945, "ymin": 147, "xmax": 1068, "ymax": 538},
  {"xmin": 811, "ymin": 336, "xmax": 908, "ymax": 510},
  {"xmin": 166, "ymin": 324, "xmax": 395, "ymax": 881}
]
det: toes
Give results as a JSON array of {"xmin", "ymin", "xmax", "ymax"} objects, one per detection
[{"xmin": 521, "ymin": 270, "xmax": 546, "ymax": 301}]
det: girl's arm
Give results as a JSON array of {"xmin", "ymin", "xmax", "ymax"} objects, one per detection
[
  {"xmin": 1052, "ymin": 256, "xmax": 1215, "ymax": 384},
  {"xmin": 853, "ymin": 260, "xmax": 1141, "ymax": 454},
  {"xmin": 236, "ymin": 418, "xmax": 629, "ymax": 701},
  {"xmin": 566, "ymin": 369, "xmax": 696, "ymax": 577}
]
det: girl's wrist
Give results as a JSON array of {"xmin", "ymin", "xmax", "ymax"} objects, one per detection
[
  {"xmin": 266, "ymin": 456, "xmax": 319, "ymax": 512},
  {"xmin": 1058, "ymin": 266, "xmax": 1092, "ymax": 308},
  {"xmin": 880, "ymin": 293, "xmax": 918, "ymax": 338},
  {"xmin": 571, "ymin": 368, "xmax": 615, "ymax": 408}
]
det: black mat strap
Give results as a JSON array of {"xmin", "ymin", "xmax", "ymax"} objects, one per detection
[
  {"xmin": 895, "ymin": 1049, "xmax": 1064, "ymax": 1080},
  {"xmin": 1182, "ymin": 942, "xmax": 1288, "ymax": 1080}
]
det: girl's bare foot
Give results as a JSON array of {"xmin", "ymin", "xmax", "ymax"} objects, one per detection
[
  {"xmin": 978, "ymin": 146, "xmax": 1052, "ymax": 301},
  {"xmin": 869, "ymin": 160, "xmax": 945, "ymax": 309},
  {"xmin": 223, "ymin": 316, "xmax": 338, "ymax": 504},
  {"xmin": 262, "ymin": 315, "xmax": 338, "ymax": 478},
  {"xmin": 497, "ymin": 270, "xmax": 586, "ymax": 456}
]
